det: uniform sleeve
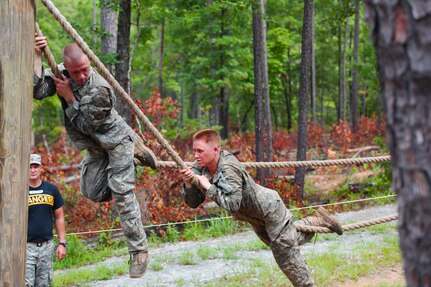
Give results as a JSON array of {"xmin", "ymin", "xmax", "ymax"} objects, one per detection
[
  {"xmin": 182, "ymin": 165, "xmax": 206, "ymax": 208},
  {"xmin": 206, "ymin": 165, "xmax": 243, "ymax": 212},
  {"xmin": 52, "ymin": 184, "xmax": 65, "ymax": 210},
  {"xmin": 64, "ymin": 86, "xmax": 113, "ymax": 135},
  {"xmin": 33, "ymin": 68, "xmax": 57, "ymax": 100}
]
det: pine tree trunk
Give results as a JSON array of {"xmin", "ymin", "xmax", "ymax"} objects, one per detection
[
  {"xmin": 350, "ymin": 0, "xmax": 360, "ymax": 132},
  {"xmin": 342, "ymin": 16, "xmax": 349, "ymax": 120},
  {"xmin": 115, "ymin": 0, "xmax": 133, "ymax": 126},
  {"xmin": 158, "ymin": 18, "xmax": 165, "ymax": 98},
  {"xmin": 252, "ymin": 0, "xmax": 266, "ymax": 183},
  {"xmin": 100, "ymin": 0, "xmax": 117, "ymax": 73},
  {"xmin": 337, "ymin": 26, "xmax": 342, "ymax": 122},
  {"xmin": 294, "ymin": 0, "xmax": 313, "ymax": 200},
  {"xmin": 365, "ymin": 1, "xmax": 431, "ymax": 285},
  {"xmin": 259, "ymin": 0, "xmax": 273, "ymax": 166},
  {"xmin": 219, "ymin": 7, "xmax": 230, "ymax": 139},
  {"xmin": 311, "ymin": 7, "xmax": 317, "ymax": 123}
]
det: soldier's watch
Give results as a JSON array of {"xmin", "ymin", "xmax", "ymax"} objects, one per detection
[{"xmin": 58, "ymin": 242, "xmax": 67, "ymax": 248}]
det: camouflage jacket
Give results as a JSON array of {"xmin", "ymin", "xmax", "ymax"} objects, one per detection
[
  {"xmin": 34, "ymin": 64, "xmax": 134, "ymax": 151},
  {"xmin": 183, "ymin": 150, "xmax": 292, "ymax": 241}
]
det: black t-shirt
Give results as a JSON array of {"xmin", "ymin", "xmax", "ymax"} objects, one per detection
[{"xmin": 27, "ymin": 181, "xmax": 64, "ymax": 243}]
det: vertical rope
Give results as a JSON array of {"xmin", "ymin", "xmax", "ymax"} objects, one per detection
[{"xmin": 35, "ymin": 22, "xmax": 61, "ymax": 77}]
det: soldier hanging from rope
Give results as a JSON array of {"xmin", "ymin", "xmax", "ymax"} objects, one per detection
[
  {"xmin": 179, "ymin": 129, "xmax": 344, "ymax": 287},
  {"xmin": 33, "ymin": 34, "xmax": 155, "ymax": 278}
]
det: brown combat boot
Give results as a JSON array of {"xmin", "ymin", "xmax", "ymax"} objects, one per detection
[
  {"xmin": 129, "ymin": 251, "xmax": 149, "ymax": 278},
  {"xmin": 134, "ymin": 135, "xmax": 157, "ymax": 170},
  {"xmin": 302, "ymin": 207, "xmax": 343, "ymax": 235}
]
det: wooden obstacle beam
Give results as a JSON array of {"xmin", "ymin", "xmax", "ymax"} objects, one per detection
[{"xmin": 0, "ymin": 1, "xmax": 35, "ymax": 286}]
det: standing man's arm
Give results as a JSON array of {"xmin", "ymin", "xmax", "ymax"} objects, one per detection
[{"xmin": 53, "ymin": 207, "xmax": 67, "ymax": 260}]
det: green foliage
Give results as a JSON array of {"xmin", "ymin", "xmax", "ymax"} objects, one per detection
[
  {"xmin": 206, "ymin": 216, "xmax": 239, "ymax": 238},
  {"xmin": 164, "ymin": 224, "xmax": 181, "ymax": 243}
]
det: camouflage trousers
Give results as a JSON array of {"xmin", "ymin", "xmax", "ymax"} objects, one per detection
[
  {"xmin": 271, "ymin": 220, "xmax": 314, "ymax": 287},
  {"xmin": 25, "ymin": 240, "xmax": 54, "ymax": 287},
  {"xmin": 80, "ymin": 136, "xmax": 148, "ymax": 253},
  {"xmin": 253, "ymin": 219, "xmax": 314, "ymax": 287}
]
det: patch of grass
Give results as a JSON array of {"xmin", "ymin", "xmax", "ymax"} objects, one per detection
[
  {"xmin": 54, "ymin": 235, "xmax": 127, "ymax": 270},
  {"xmin": 53, "ymin": 261, "xmax": 128, "ymax": 287},
  {"xmin": 221, "ymin": 245, "xmax": 239, "ymax": 260},
  {"xmin": 148, "ymin": 229, "xmax": 163, "ymax": 246},
  {"xmin": 176, "ymin": 278, "xmax": 186, "ymax": 287},
  {"xmin": 206, "ymin": 215, "xmax": 239, "ymax": 237},
  {"xmin": 183, "ymin": 220, "xmax": 207, "ymax": 241},
  {"xmin": 150, "ymin": 259, "xmax": 164, "ymax": 271},
  {"xmin": 310, "ymin": 234, "xmax": 400, "ymax": 286},
  {"xmin": 178, "ymin": 250, "xmax": 198, "ymax": 265},
  {"xmin": 197, "ymin": 246, "xmax": 219, "ymax": 260},
  {"xmin": 244, "ymin": 239, "xmax": 269, "ymax": 251},
  {"xmin": 164, "ymin": 224, "xmax": 181, "ymax": 243}
]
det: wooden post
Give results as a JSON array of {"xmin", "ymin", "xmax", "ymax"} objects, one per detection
[{"xmin": 0, "ymin": 0, "xmax": 35, "ymax": 286}]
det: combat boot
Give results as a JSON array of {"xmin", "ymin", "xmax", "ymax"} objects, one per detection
[
  {"xmin": 134, "ymin": 135, "xmax": 157, "ymax": 170},
  {"xmin": 129, "ymin": 251, "xmax": 149, "ymax": 278},
  {"xmin": 301, "ymin": 207, "xmax": 343, "ymax": 235}
]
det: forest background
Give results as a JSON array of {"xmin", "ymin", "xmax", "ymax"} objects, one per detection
[{"xmin": 32, "ymin": 0, "xmax": 388, "ymax": 237}]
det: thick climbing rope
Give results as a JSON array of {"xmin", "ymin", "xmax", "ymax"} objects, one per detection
[
  {"xmin": 295, "ymin": 213, "xmax": 398, "ymax": 234},
  {"xmin": 156, "ymin": 155, "xmax": 391, "ymax": 169},
  {"xmin": 61, "ymin": 195, "xmax": 397, "ymax": 237},
  {"xmin": 35, "ymin": 22, "xmax": 61, "ymax": 77}
]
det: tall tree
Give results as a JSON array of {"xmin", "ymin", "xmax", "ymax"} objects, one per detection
[
  {"xmin": 365, "ymin": 1, "xmax": 431, "ymax": 285},
  {"xmin": 100, "ymin": 0, "xmax": 117, "ymax": 73},
  {"xmin": 342, "ymin": 15, "xmax": 349, "ymax": 120},
  {"xmin": 252, "ymin": 0, "xmax": 268, "ymax": 183},
  {"xmin": 337, "ymin": 25, "xmax": 342, "ymax": 121},
  {"xmin": 259, "ymin": 0, "xmax": 273, "ymax": 165},
  {"xmin": 294, "ymin": 0, "xmax": 313, "ymax": 199},
  {"xmin": 115, "ymin": 0, "xmax": 132, "ymax": 125},
  {"xmin": 158, "ymin": 17, "xmax": 165, "ymax": 98},
  {"xmin": 219, "ymin": 7, "xmax": 230, "ymax": 139},
  {"xmin": 350, "ymin": 0, "xmax": 360, "ymax": 132},
  {"xmin": 311, "ymin": 6, "xmax": 317, "ymax": 123}
]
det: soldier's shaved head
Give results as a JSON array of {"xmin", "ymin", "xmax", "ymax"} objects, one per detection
[
  {"xmin": 193, "ymin": 129, "xmax": 221, "ymax": 147},
  {"xmin": 62, "ymin": 43, "xmax": 88, "ymax": 65},
  {"xmin": 61, "ymin": 43, "xmax": 91, "ymax": 86}
]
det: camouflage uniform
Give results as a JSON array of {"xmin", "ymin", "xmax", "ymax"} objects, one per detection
[
  {"xmin": 183, "ymin": 150, "xmax": 314, "ymax": 287},
  {"xmin": 25, "ymin": 241, "xmax": 55, "ymax": 287},
  {"xmin": 33, "ymin": 65, "xmax": 147, "ymax": 254}
]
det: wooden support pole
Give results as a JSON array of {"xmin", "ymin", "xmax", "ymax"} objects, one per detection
[{"xmin": 0, "ymin": 0, "xmax": 35, "ymax": 286}]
